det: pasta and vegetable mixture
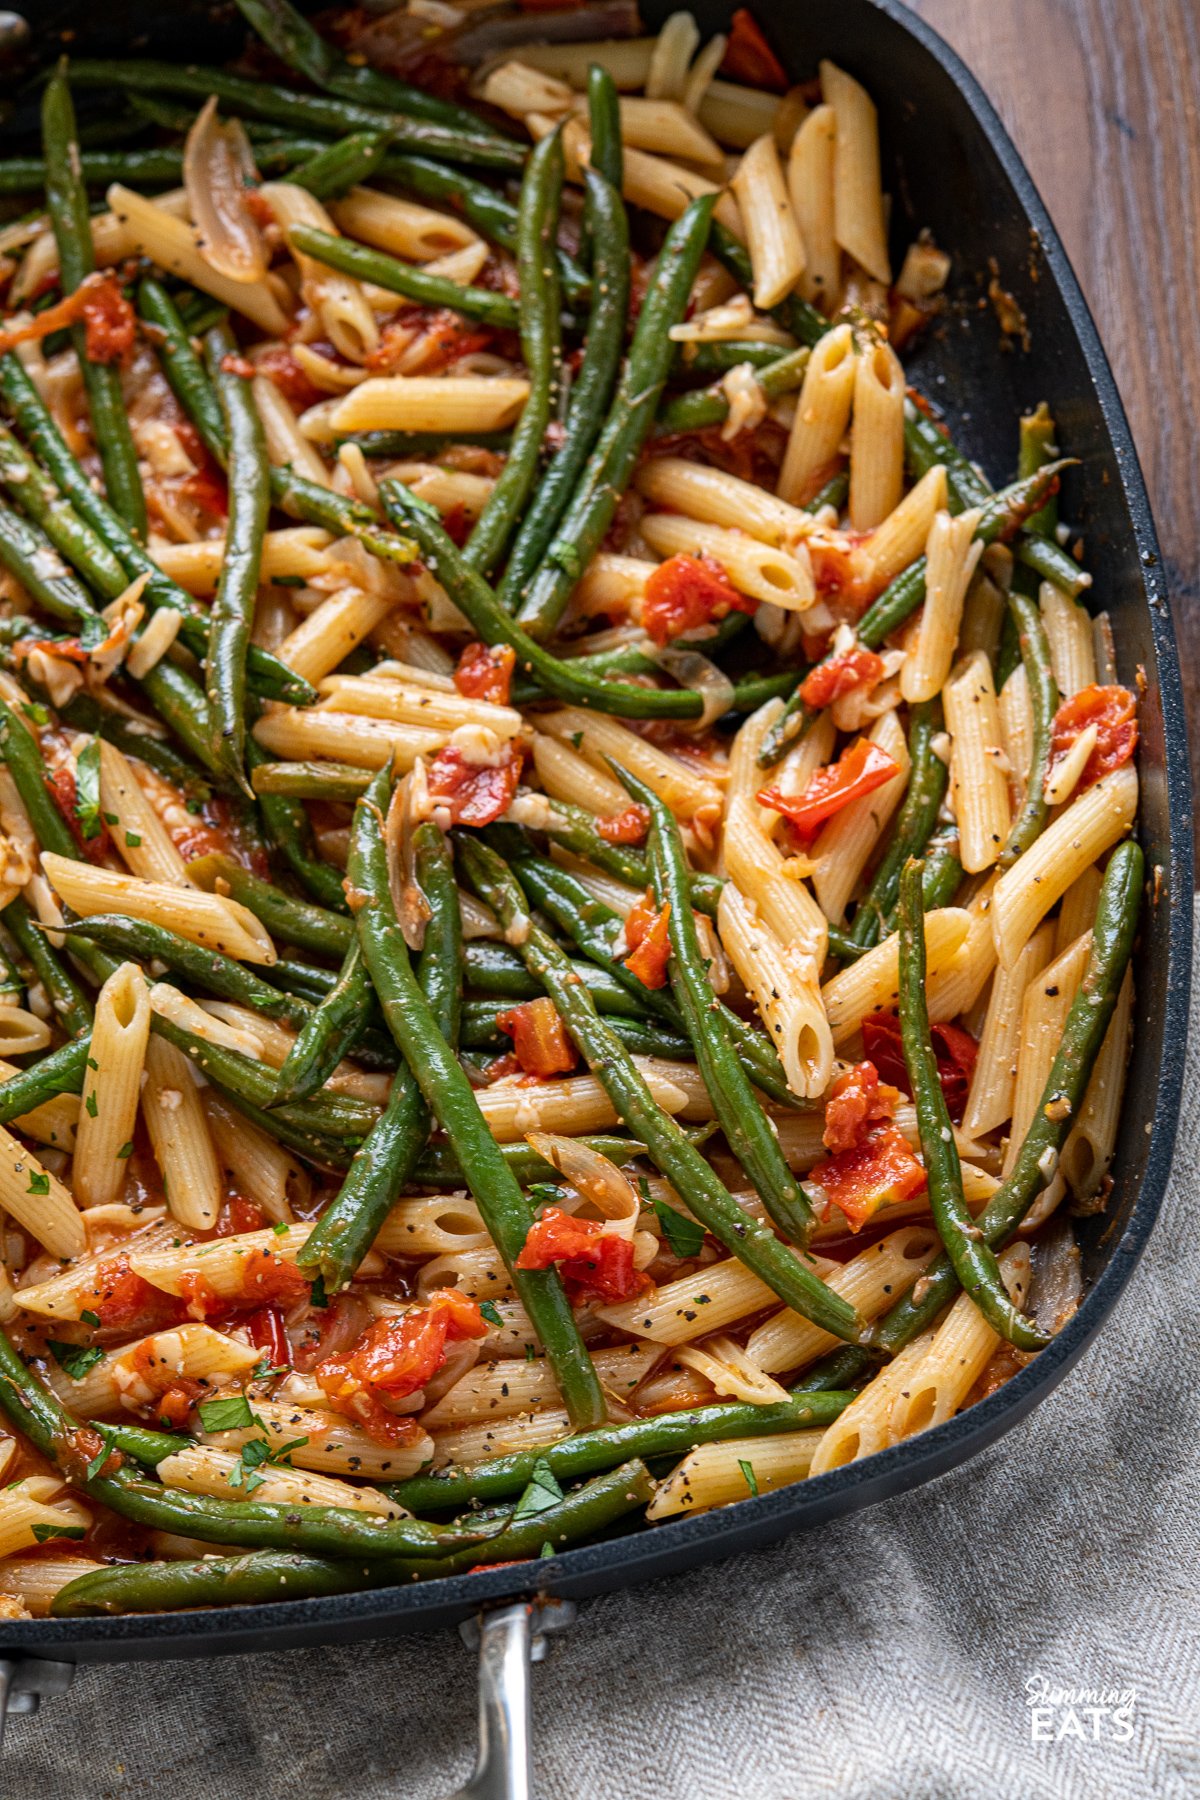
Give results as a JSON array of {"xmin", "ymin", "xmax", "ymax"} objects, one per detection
[{"xmin": 0, "ymin": 1, "xmax": 1143, "ymax": 1618}]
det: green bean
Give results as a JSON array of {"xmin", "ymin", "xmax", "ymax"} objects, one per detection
[
  {"xmin": 43, "ymin": 67, "xmax": 146, "ymax": 539},
  {"xmin": 251, "ymin": 761, "xmax": 372, "ymax": 801},
  {"xmin": 1018, "ymin": 403, "xmax": 1060, "ymax": 537},
  {"xmin": 63, "ymin": 914, "xmax": 310, "ymax": 1028},
  {"xmin": 459, "ymin": 836, "xmax": 866, "ymax": 1345},
  {"xmin": 498, "ymin": 166, "xmax": 629, "ymax": 608},
  {"xmin": 758, "ymin": 461, "xmax": 1072, "ymax": 766},
  {"xmin": 464, "ymin": 999, "xmax": 691, "ymax": 1062},
  {"xmin": 511, "ymin": 792, "xmax": 723, "ymax": 918},
  {"xmin": 0, "ymin": 499, "xmax": 99, "ymax": 631},
  {"xmin": 0, "ymin": 1325, "xmax": 484, "ymax": 1562},
  {"xmin": 188, "ymin": 853, "xmax": 354, "ymax": 961},
  {"xmin": 0, "ymin": 1035, "xmax": 90, "ymax": 1122},
  {"xmin": 849, "ymin": 701, "xmax": 948, "ymax": 951},
  {"xmin": 337, "ymin": 430, "xmax": 513, "ymax": 459},
  {"xmin": 68, "ymin": 60, "xmax": 524, "ymax": 171},
  {"xmin": 462, "ymin": 129, "xmax": 563, "ymax": 577},
  {"xmin": 878, "ymin": 830, "xmax": 963, "ymax": 940},
  {"xmin": 0, "ymin": 937, "xmax": 20, "ymax": 1008},
  {"xmin": 135, "ymin": 279, "xmax": 420, "ymax": 572},
  {"xmin": 516, "ymin": 195, "xmax": 715, "ymax": 639},
  {"xmin": 999, "ymin": 584, "xmax": 1059, "ymax": 866},
  {"xmin": 625, "ymin": 767, "xmax": 815, "ymax": 1243},
  {"xmin": 0, "ymin": 424, "xmax": 125, "ymax": 597},
  {"xmin": 902, "ymin": 395, "xmax": 1087, "ymax": 597},
  {"xmin": 288, "ymin": 224, "xmax": 519, "ymax": 329},
  {"xmin": 52, "ymin": 1459, "xmax": 656, "ymax": 1615},
  {"xmin": 509, "ymin": 609, "xmax": 751, "ymax": 701},
  {"xmin": 506, "ymin": 849, "xmax": 797, "ymax": 1108},
  {"xmin": 381, "ymin": 482, "xmax": 712, "ymax": 721},
  {"xmin": 286, "ymin": 132, "xmax": 395, "ymax": 200},
  {"xmin": 654, "ymin": 344, "xmax": 811, "ymax": 437},
  {"xmin": 585, "ymin": 63, "xmax": 624, "ymax": 196},
  {"xmin": 247, "ymin": 742, "xmax": 350, "ymax": 913},
  {"xmin": 86, "ymin": 1421, "xmax": 183, "ymax": 1467},
  {"xmin": 995, "ymin": 605, "xmax": 1022, "ymax": 691},
  {"xmin": 0, "ymin": 353, "xmax": 309, "ymax": 710},
  {"xmin": 464, "ymin": 941, "xmax": 648, "ymax": 1020},
  {"xmin": 0, "ymin": 696, "xmax": 77, "ymax": 858},
  {"xmin": 350, "ymin": 768, "xmax": 606, "ymax": 1426},
  {"xmin": 0, "ymin": 148, "xmax": 192, "ymax": 194},
  {"xmin": 4, "ymin": 902, "xmax": 92, "ymax": 1038},
  {"xmin": 300, "ymin": 824, "xmax": 467, "ymax": 1290},
  {"xmin": 396, "ymin": 1389, "xmax": 856, "ymax": 1512},
  {"xmin": 808, "ymin": 838, "xmax": 1148, "ymax": 1392},
  {"xmin": 412, "ymin": 1133, "xmax": 653, "ymax": 1190},
  {"xmin": 674, "ymin": 340, "xmax": 785, "ymax": 375},
  {"xmin": 270, "ymin": 939, "xmax": 372, "ymax": 1108},
  {"xmin": 203, "ymin": 324, "xmax": 269, "ymax": 792},
  {"xmin": 898, "ymin": 859, "xmax": 1047, "ymax": 1350},
  {"xmin": 379, "ymin": 153, "xmax": 591, "ymax": 308},
  {"xmin": 232, "ymin": 0, "xmax": 513, "ymax": 142}
]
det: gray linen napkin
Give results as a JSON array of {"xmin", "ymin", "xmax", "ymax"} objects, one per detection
[{"xmin": 7, "ymin": 913, "xmax": 1199, "ymax": 1800}]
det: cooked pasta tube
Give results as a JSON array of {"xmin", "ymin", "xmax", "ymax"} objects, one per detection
[
  {"xmin": 746, "ymin": 1225, "xmax": 939, "ymax": 1376},
  {"xmin": 0, "ymin": 1119, "xmax": 84, "ymax": 1258},
  {"xmin": 943, "ymin": 651, "xmax": 1012, "ymax": 873},
  {"xmin": 788, "ymin": 104, "xmax": 839, "ymax": 308},
  {"xmin": 157, "ymin": 1443, "xmax": 404, "ymax": 1517},
  {"xmin": 535, "ymin": 709, "xmax": 723, "ymax": 823},
  {"xmin": 889, "ymin": 1242, "xmax": 1031, "ymax": 1440},
  {"xmin": 73, "ymin": 963, "xmax": 150, "ymax": 1210},
  {"xmin": 1040, "ymin": 581, "xmax": 1096, "ymax": 697},
  {"xmin": 0, "ymin": 1555, "xmax": 104, "ymax": 1617},
  {"xmin": 820, "ymin": 909, "xmax": 972, "ymax": 1046},
  {"xmin": 638, "ymin": 512, "xmax": 815, "ymax": 610},
  {"xmin": 811, "ymin": 709, "xmax": 910, "ymax": 922},
  {"xmin": 141, "ymin": 1035, "xmax": 222, "ymax": 1232},
  {"xmin": 42, "ymin": 1324, "xmax": 259, "ymax": 1416},
  {"xmin": 261, "ymin": 182, "xmax": 378, "ymax": 363},
  {"xmin": 124, "ymin": 1224, "xmax": 313, "ymax": 1301},
  {"xmin": 98, "ymin": 739, "xmax": 191, "ymax": 886},
  {"xmin": 151, "ymin": 527, "xmax": 336, "ymax": 597},
  {"xmin": 634, "ymin": 457, "xmax": 816, "ymax": 549},
  {"xmin": 251, "ymin": 704, "xmax": 449, "ymax": 771},
  {"xmin": 848, "ymin": 339, "xmax": 905, "ymax": 530},
  {"xmin": 202, "ymin": 1092, "xmax": 305, "ymax": 1225},
  {"xmin": 729, "ymin": 133, "xmax": 805, "ymax": 309},
  {"xmin": 106, "ymin": 185, "xmax": 290, "ymax": 333},
  {"xmin": 329, "ymin": 377, "xmax": 531, "ymax": 435},
  {"xmin": 990, "ymin": 765, "xmax": 1138, "ymax": 968},
  {"xmin": 41, "ymin": 856, "xmax": 275, "ymax": 964},
  {"xmin": 777, "ymin": 323, "xmax": 856, "ymax": 505},
  {"xmin": 317, "ymin": 673, "xmax": 522, "ymax": 738},
  {"xmin": 198, "ymin": 1396, "xmax": 431, "ymax": 1481},
  {"xmin": 820, "ymin": 60, "xmax": 891, "ymax": 284},
  {"xmin": 861, "ymin": 464, "xmax": 947, "ymax": 590},
  {"xmin": 647, "ymin": 1429, "xmax": 824, "ymax": 1518},
  {"xmin": 1061, "ymin": 966, "xmax": 1133, "ymax": 1198},
  {"xmin": 900, "ymin": 510, "xmax": 984, "ymax": 703},
  {"xmin": 331, "ymin": 186, "xmax": 479, "ymax": 261},
  {"xmin": 0, "ymin": 1477, "xmax": 91, "ymax": 1558},
  {"xmin": 530, "ymin": 735, "xmax": 629, "ymax": 815},
  {"xmin": 0, "ymin": 1058, "xmax": 79, "ymax": 1153},
  {"xmin": 422, "ymin": 1343, "xmax": 662, "ymax": 1429},
  {"xmin": 718, "ymin": 880, "xmax": 832, "ymax": 1099},
  {"xmin": 962, "ymin": 921, "xmax": 1055, "ymax": 1139},
  {"xmin": 1004, "ymin": 931, "xmax": 1093, "ymax": 1174},
  {"xmin": 807, "ymin": 1329, "xmax": 939, "ymax": 1475}
]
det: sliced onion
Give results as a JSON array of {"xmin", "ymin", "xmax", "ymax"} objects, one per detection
[
  {"xmin": 385, "ymin": 772, "xmax": 432, "ymax": 951},
  {"xmin": 525, "ymin": 1132, "xmax": 639, "ymax": 1238},
  {"xmin": 651, "ymin": 646, "xmax": 735, "ymax": 732},
  {"xmin": 184, "ymin": 96, "xmax": 269, "ymax": 284},
  {"xmin": 1028, "ymin": 1215, "xmax": 1082, "ymax": 1337}
]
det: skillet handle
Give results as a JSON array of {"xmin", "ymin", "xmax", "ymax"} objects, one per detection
[{"xmin": 446, "ymin": 1599, "xmax": 576, "ymax": 1800}]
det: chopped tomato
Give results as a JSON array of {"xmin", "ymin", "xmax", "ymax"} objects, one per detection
[
  {"xmin": 495, "ymin": 997, "xmax": 577, "ymax": 1077},
  {"xmin": 642, "ymin": 552, "xmax": 757, "ymax": 647},
  {"xmin": 596, "ymin": 803, "xmax": 651, "ymax": 846},
  {"xmin": 623, "ymin": 894, "xmax": 672, "ymax": 990},
  {"xmin": 807, "ymin": 533, "xmax": 878, "ymax": 611},
  {"xmin": 0, "ymin": 273, "xmax": 133, "ymax": 363},
  {"xmin": 253, "ymin": 344, "xmax": 326, "ymax": 411},
  {"xmin": 861, "ymin": 1011, "xmax": 979, "ymax": 1124},
  {"xmin": 91, "ymin": 1258, "xmax": 183, "ymax": 1334},
  {"xmin": 155, "ymin": 1378, "xmax": 205, "ymax": 1428},
  {"xmin": 516, "ymin": 1207, "xmax": 651, "ymax": 1305},
  {"xmin": 245, "ymin": 1305, "xmax": 290, "ymax": 1369},
  {"xmin": 758, "ymin": 739, "xmax": 899, "ymax": 842},
  {"xmin": 1047, "ymin": 684, "xmax": 1138, "ymax": 793},
  {"xmin": 178, "ymin": 1272, "xmax": 220, "ymax": 1322},
  {"xmin": 316, "ymin": 1289, "xmax": 487, "ymax": 1442},
  {"xmin": 366, "ymin": 307, "xmax": 494, "ymax": 376},
  {"xmin": 823, "ymin": 1060, "xmax": 901, "ymax": 1154},
  {"xmin": 240, "ymin": 1248, "xmax": 309, "ymax": 1309},
  {"xmin": 721, "ymin": 8, "xmax": 789, "ymax": 90},
  {"xmin": 808, "ymin": 1122, "xmax": 928, "ymax": 1231},
  {"xmin": 46, "ymin": 766, "xmax": 112, "ymax": 865},
  {"xmin": 219, "ymin": 352, "xmax": 256, "ymax": 380},
  {"xmin": 799, "ymin": 646, "xmax": 885, "ymax": 710},
  {"xmin": 425, "ymin": 742, "xmax": 523, "ymax": 827},
  {"xmin": 214, "ymin": 1196, "xmax": 267, "ymax": 1237},
  {"xmin": 454, "ymin": 640, "xmax": 515, "ymax": 706}
]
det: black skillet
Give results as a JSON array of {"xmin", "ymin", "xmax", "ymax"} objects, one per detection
[{"xmin": 0, "ymin": 4, "xmax": 1190, "ymax": 1792}]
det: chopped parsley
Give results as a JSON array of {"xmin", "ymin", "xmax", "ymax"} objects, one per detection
[
  {"xmin": 26, "ymin": 1169, "xmax": 49, "ymax": 1196},
  {"xmin": 84, "ymin": 1090, "xmax": 98, "ymax": 1119},
  {"xmin": 513, "ymin": 1457, "xmax": 563, "ymax": 1520},
  {"xmin": 651, "ymin": 1195, "xmax": 705, "ymax": 1260},
  {"xmin": 540, "ymin": 1540, "xmax": 555, "ymax": 1559},
  {"xmin": 197, "ymin": 1394, "xmax": 256, "ymax": 1434},
  {"xmin": 80, "ymin": 1310, "xmax": 100, "ymax": 1328},
  {"xmin": 32, "ymin": 1521, "xmax": 86, "ymax": 1544},
  {"xmin": 738, "ymin": 1459, "xmax": 759, "ymax": 1497},
  {"xmin": 116, "ymin": 1141, "xmax": 134, "ymax": 1160},
  {"xmin": 86, "ymin": 1427, "xmax": 117, "ymax": 1480},
  {"xmin": 125, "ymin": 831, "xmax": 142, "ymax": 849},
  {"xmin": 272, "ymin": 1220, "xmax": 289, "ymax": 1236},
  {"xmin": 228, "ymin": 1428, "xmax": 308, "ymax": 1493},
  {"xmin": 478, "ymin": 1299, "xmax": 504, "ymax": 1328},
  {"xmin": 74, "ymin": 738, "xmax": 102, "ymax": 841},
  {"xmin": 249, "ymin": 1357, "xmax": 288, "ymax": 1382},
  {"xmin": 21, "ymin": 701, "xmax": 49, "ymax": 726},
  {"xmin": 47, "ymin": 1340, "xmax": 104, "ymax": 1381}
]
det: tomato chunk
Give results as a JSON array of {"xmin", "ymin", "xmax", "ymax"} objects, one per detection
[
  {"xmin": 316, "ymin": 1289, "xmax": 487, "ymax": 1442},
  {"xmin": 823, "ymin": 1060, "xmax": 901, "ymax": 1155},
  {"xmin": 454, "ymin": 640, "xmax": 516, "ymax": 706},
  {"xmin": 0, "ymin": 273, "xmax": 133, "ymax": 364},
  {"xmin": 758, "ymin": 739, "xmax": 899, "ymax": 842},
  {"xmin": 596, "ymin": 803, "xmax": 651, "ymax": 846},
  {"xmin": 425, "ymin": 742, "xmax": 523, "ymax": 827},
  {"xmin": 495, "ymin": 997, "xmax": 577, "ymax": 1077},
  {"xmin": 253, "ymin": 344, "xmax": 326, "ymax": 411},
  {"xmin": 721, "ymin": 8, "xmax": 789, "ymax": 90},
  {"xmin": 799, "ymin": 647, "xmax": 885, "ymax": 710},
  {"xmin": 808, "ymin": 1123, "xmax": 928, "ymax": 1231},
  {"xmin": 239, "ymin": 1248, "xmax": 309, "ymax": 1309},
  {"xmin": 622, "ymin": 894, "xmax": 672, "ymax": 989},
  {"xmin": 516, "ymin": 1207, "xmax": 651, "ymax": 1304},
  {"xmin": 155, "ymin": 1378, "xmax": 206, "ymax": 1428},
  {"xmin": 1047, "ymin": 683, "xmax": 1138, "ymax": 793},
  {"xmin": 861, "ymin": 1011, "xmax": 979, "ymax": 1124},
  {"xmin": 642, "ymin": 552, "xmax": 757, "ymax": 647},
  {"xmin": 367, "ymin": 307, "xmax": 494, "ymax": 375},
  {"xmin": 92, "ymin": 1259, "xmax": 184, "ymax": 1334},
  {"xmin": 215, "ymin": 1196, "xmax": 267, "ymax": 1237},
  {"xmin": 245, "ymin": 1305, "xmax": 291, "ymax": 1369}
]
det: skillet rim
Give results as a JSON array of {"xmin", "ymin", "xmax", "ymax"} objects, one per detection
[{"xmin": 0, "ymin": 0, "xmax": 1191, "ymax": 1660}]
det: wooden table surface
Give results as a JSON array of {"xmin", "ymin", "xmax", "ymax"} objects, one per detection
[{"xmin": 908, "ymin": 0, "xmax": 1200, "ymax": 865}]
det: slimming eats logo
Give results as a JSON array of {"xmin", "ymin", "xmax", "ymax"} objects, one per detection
[{"xmin": 1024, "ymin": 1674, "xmax": 1137, "ymax": 1743}]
